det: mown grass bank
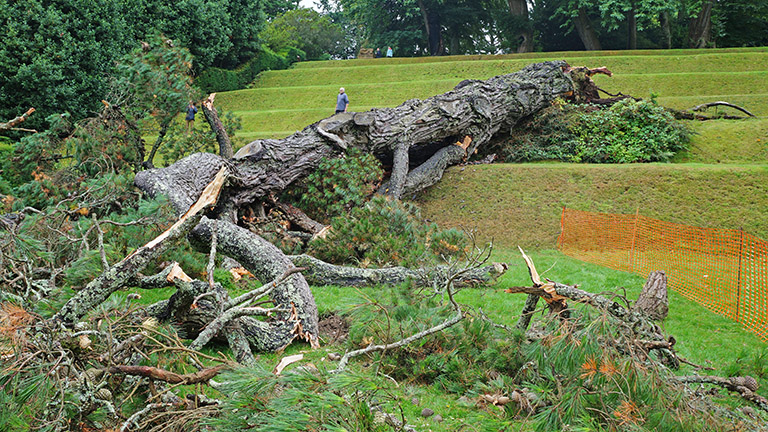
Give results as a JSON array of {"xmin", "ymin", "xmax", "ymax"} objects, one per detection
[{"xmin": 415, "ymin": 163, "xmax": 768, "ymax": 249}]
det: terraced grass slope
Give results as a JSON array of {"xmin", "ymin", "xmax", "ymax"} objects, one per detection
[{"xmin": 215, "ymin": 48, "xmax": 768, "ymax": 248}]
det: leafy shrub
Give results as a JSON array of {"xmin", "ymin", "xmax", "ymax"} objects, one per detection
[
  {"xmin": 195, "ymin": 46, "xmax": 303, "ymax": 93},
  {"xmin": 307, "ymin": 196, "xmax": 466, "ymax": 268},
  {"xmin": 492, "ymin": 99, "xmax": 690, "ymax": 163},
  {"xmin": 493, "ymin": 100, "xmax": 577, "ymax": 162},
  {"xmin": 570, "ymin": 99, "xmax": 691, "ymax": 163},
  {"xmin": 292, "ymin": 148, "xmax": 383, "ymax": 223}
]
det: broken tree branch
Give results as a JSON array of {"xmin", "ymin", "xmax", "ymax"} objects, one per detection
[
  {"xmin": 290, "ymin": 254, "xmax": 507, "ymax": 287},
  {"xmin": 690, "ymin": 101, "xmax": 755, "ymax": 117},
  {"xmin": 0, "ymin": 108, "xmax": 35, "ymax": 132},
  {"xmin": 52, "ymin": 167, "xmax": 228, "ymax": 326},
  {"xmin": 507, "ymin": 248, "xmax": 679, "ymax": 368},
  {"xmin": 675, "ymin": 375, "xmax": 767, "ymax": 413},
  {"xmin": 109, "ymin": 365, "xmax": 226, "ymax": 385},
  {"xmin": 201, "ymin": 93, "xmax": 234, "ymax": 159}
]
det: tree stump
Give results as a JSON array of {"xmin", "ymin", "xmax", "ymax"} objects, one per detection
[{"xmin": 634, "ymin": 271, "xmax": 668, "ymax": 321}]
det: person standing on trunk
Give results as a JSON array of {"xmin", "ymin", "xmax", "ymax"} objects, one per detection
[{"xmin": 336, "ymin": 87, "xmax": 349, "ymax": 114}]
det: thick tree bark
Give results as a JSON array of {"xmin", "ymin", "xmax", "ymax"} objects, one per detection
[
  {"xmin": 634, "ymin": 270, "xmax": 668, "ymax": 321},
  {"xmin": 574, "ymin": 8, "xmax": 602, "ymax": 51},
  {"xmin": 53, "ymin": 167, "xmax": 228, "ymax": 327},
  {"xmin": 208, "ymin": 61, "xmax": 572, "ymax": 206},
  {"xmin": 688, "ymin": 0, "xmax": 713, "ymax": 48}
]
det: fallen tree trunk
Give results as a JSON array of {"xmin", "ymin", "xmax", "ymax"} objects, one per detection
[
  {"xmin": 136, "ymin": 61, "xmax": 573, "ymax": 208},
  {"xmin": 133, "ymin": 61, "xmax": 574, "ymax": 352}
]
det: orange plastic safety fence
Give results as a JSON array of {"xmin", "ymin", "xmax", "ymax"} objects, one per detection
[{"xmin": 558, "ymin": 207, "xmax": 768, "ymax": 341}]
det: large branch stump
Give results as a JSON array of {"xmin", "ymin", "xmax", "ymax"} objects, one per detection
[{"xmin": 634, "ymin": 271, "xmax": 668, "ymax": 321}]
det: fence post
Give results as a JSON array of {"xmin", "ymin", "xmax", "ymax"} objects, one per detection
[
  {"xmin": 557, "ymin": 206, "xmax": 566, "ymax": 250},
  {"xmin": 737, "ymin": 228, "xmax": 743, "ymax": 322},
  {"xmin": 629, "ymin": 207, "xmax": 639, "ymax": 273}
]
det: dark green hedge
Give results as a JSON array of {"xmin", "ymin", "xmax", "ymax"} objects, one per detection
[{"xmin": 195, "ymin": 46, "xmax": 306, "ymax": 93}]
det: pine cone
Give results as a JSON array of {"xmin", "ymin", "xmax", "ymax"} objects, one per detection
[{"xmin": 744, "ymin": 376, "xmax": 759, "ymax": 392}]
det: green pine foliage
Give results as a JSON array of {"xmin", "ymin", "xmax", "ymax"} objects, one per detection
[
  {"xmin": 343, "ymin": 284, "xmax": 527, "ymax": 394},
  {"xmin": 307, "ymin": 196, "xmax": 467, "ymax": 267},
  {"xmin": 292, "ymin": 148, "xmax": 383, "ymax": 223},
  {"xmin": 207, "ymin": 365, "xmax": 394, "ymax": 431}
]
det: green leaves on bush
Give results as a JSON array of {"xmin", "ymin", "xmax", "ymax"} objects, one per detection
[
  {"xmin": 570, "ymin": 99, "xmax": 691, "ymax": 163},
  {"xmin": 495, "ymin": 99, "xmax": 691, "ymax": 164},
  {"xmin": 307, "ymin": 196, "xmax": 467, "ymax": 268}
]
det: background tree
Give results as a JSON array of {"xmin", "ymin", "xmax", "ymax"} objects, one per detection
[
  {"xmin": 0, "ymin": 0, "xmax": 269, "ymax": 129},
  {"xmin": 0, "ymin": 0, "xmax": 135, "ymax": 129},
  {"xmin": 110, "ymin": 34, "xmax": 200, "ymax": 168},
  {"xmin": 260, "ymin": 8, "xmax": 346, "ymax": 59},
  {"xmin": 260, "ymin": 8, "xmax": 346, "ymax": 60}
]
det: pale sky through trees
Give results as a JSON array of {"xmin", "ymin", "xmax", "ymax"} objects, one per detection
[{"xmin": 299, "ymin": 0, "xmax": 319, "ymax": 10}]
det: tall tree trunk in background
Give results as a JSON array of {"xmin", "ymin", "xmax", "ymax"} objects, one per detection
[
  {"xmin": 507, "ymin": 0, "xmax": 534, "ymax": 53},
  {"xmin": 688, "ymin": 0, "xmax": 713, "ymax": 48},
  {"xmin": 449, "ymin": 33, "xmax": 460, "ymax": 54},
  {"xmin": 574, "ymin": 7, "xmax": 602, "ymax": 50},
  {"xmin": 660, "ymin": 10, "xmax": 672, "ymax": 49},
  {"xmin": 627, "ymin": 1, "xmax": 637, "ymax": 49},
  {"xmin": 418, "ymin": 0, "xmax": 445, "ymax": 55}
]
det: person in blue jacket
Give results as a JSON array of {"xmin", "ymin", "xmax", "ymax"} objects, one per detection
[
  {"xmin": 336, "ymin": 88, "xmax": 349, "ymax": 114},
  {"xmin": 186, "ymin": 101, "xmax": 198, "ymax": 132}
]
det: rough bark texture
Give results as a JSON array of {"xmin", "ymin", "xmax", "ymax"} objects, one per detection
[
  {"xmin": 688, "ymin": 0, "xmax": 713, "ymax": 48},
  {"xmin": 53, "ymin": 167, "xmax": 227, "ymax": 327},
  {"xmin": 290, "ymin": 254, "xmax": 507, "ymax": 287},
  {"xmin": 202, "ymin": 93, "xmax": 234, "ymax": 159},
  {"xmin": 574, "ymin": 8, "xmax": 602, "ymax": 51},
  {"xmin": 634, "ymin": 270, "xmax": 668, "ymax": 321},
  {"xmin": 223, "ymin": 61, "xmax": 572, "ymax": 205}
]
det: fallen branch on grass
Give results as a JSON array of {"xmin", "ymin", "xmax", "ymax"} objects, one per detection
[
  {"xmin": 675, "ymin": 375, "xmax": 768, "ymax": 413},
  {"xmin": 332, "ymin": 242, "xmax": 494, "ymax": 372},
  {"xmin": 507, "ymin": 248, "xmax": 679, "ymax": 368},
  {"xmin": 108, "ymin": 365, "xmax": 226, "ymax": 385},
  {"xmin": 290, "ymin": 254, "xmax": 507, "ymax": 288}
]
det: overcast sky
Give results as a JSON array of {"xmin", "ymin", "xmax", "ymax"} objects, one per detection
[{"xmin": 299, "ymin": 0, "xmax": 320, "ymax": 10}]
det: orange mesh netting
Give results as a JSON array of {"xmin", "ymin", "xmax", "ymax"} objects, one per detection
[{"xmin": 558, "ymin": 207, "xmax": 768, "ymax": 341}]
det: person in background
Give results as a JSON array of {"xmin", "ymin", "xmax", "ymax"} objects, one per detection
[
  {"xmin": 336, "ymin": 87, "xmax": 349, "ymax": 114},
  {"xmin": 375, "ymin": 47, "xmax": 382, "ymax": 58},
  {"xmin": 386, "ymin": 46, "xmax": 393, "ymax": 57},
  {"xmin": 185, "ymin": 101, "xmax": 198, "ymax": 133}
]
